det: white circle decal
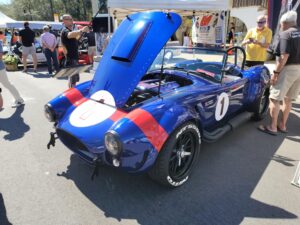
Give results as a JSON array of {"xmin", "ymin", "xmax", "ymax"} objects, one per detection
[
  {"xmin": 69, "ymin": 90, "xmax": 116, "ymax": 127},
  {"xmin": 215, "ymin": 92, "xmax": 229, "ymax": 121}
]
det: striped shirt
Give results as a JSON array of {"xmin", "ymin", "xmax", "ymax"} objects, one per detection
[{"xmin": 41, "ymin": 32, "xmax": 57, "ymax": 49}]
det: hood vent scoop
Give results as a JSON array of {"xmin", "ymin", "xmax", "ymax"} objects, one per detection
[{"xmin": 112, "ymin": 20, "xmax": 152, "ymax": 63}]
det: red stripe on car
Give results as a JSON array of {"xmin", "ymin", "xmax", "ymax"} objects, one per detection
[
  {"xmin": 110, "ymin": 109, "xmax": 128, "ymax": 122},
  {"xmin": 64, "ymin": 88, "xmax": 88, "ymax": 106},
  {"xmin": 126, "ymin": 108, "xmax": 168, "ymax": 152}
]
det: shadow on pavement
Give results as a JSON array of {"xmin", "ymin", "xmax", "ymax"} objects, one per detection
[
  {"xmin": 286, "ymin": 136, "xmax": 300, "ymax": 143},
  {"xmin": 292, "ymin": 102, "xmax": 300, "ymax": 113},
  {"xmin": 31, "ymin": 72, "xmax": 53, "ymax": 79},
  {"xmin": 272, "ymin": 154, "xmax": 297, "ymax": 167},
  {"xmin": 56, "ymin": 77, "xmax": 68, "ymax": 81},
  {"xmin": 56, "ymin": 113, "xmax": 299, "ymax": 225},
  {"xmin": 0, "ymin": 193, "xmax": 12, "ymax": 225},
  {"xmin": 0, "ymin": 105, "xmax": 30, "ymax": 140}
]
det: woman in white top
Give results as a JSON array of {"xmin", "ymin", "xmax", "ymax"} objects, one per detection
[{"xmin": 183, "ymin": 32, "xmax": 191, "ymax": 47}]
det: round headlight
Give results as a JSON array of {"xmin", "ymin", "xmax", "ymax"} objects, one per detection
[
  {"xmin": 105, "ymin": 131, "xmax": 122, "ymax": 156},
  {"xmin": 44, "ymin": 104, "xmax": 56, "ymax": 122}
]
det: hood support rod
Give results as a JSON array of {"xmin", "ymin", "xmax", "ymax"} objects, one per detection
[{"xmin": 157, "ymin": 46, "xmax": 166, "ymax": 98}]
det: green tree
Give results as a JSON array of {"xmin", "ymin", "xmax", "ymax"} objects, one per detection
[{"xmin": 0, "ymin": 0, "xmax": 93, "ymax": 21}]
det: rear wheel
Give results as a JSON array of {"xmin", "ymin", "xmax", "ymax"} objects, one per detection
[
  {"xmin": 148, "ymin": 122, "xmax": 201, "ymax": 187},
  {"xmin": 252, "ymin": 87, "xmax": 270, "ymax": 121}
]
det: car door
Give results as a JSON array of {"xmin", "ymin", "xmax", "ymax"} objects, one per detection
[
  {"xmin": 221, "ymin": 47, "xmax": 248, "ymax": 115},
  {"xmin": 200, "ymin": 47, "xmax": 247, "ymax": 129}
]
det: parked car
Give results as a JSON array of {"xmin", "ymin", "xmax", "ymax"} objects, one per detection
[
  {"xmin": 6, "ymin": 21, "xmax": 63, "ymax": 66},
  {"xmin": 57, "ymin": 42, "xmax": 90, "ymax": 67},
  {"xmin": 45, "ymin": 11, "xmax": 270, "ymax": 187},
  {"xmin": 10, "ymin": 40, "xmax": 45, "ymax": 65}
]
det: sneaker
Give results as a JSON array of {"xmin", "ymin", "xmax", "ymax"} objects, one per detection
[
  {"xmin": 33, "ymin": 69, "xmax": 37, "ymax": 73},
  {"xmin": 22, "ymin": 69, "xmax": 27, "ymax": 73},
  {"xmin": 12, "ymin": 99, "xmax": 25, "ymax": 108}
]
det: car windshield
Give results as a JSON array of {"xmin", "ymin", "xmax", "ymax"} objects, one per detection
[{"xmin": 148, "ymin": 47, "xmax": 226, "ymax": 82}]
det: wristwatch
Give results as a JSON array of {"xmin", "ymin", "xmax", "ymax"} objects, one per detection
[{"xmin": 273, "ymin": 70, "xmax": 280, "ymax": 74}]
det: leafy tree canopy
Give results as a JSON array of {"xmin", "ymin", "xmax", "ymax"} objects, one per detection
[{"xmin": 0, "ymin": 0, "xmax": 93, "ymax": 21}]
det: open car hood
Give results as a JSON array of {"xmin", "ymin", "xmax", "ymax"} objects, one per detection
[{"xmin": 89, "ymin": 11, "xmax": 182, "ymax": 107}]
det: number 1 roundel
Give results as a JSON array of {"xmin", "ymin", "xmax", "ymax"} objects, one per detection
[{"xmin": 215, "ymin": 92, "xmax": 229, "ymax": 121}]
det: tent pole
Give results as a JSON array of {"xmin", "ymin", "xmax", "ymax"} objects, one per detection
[
  {"xmin": 108, "ymin": 7, "xmax": 111, "ymax": 35},
  {"xmin": 224, "ymin": 10, "xmax": 230, "ymax": 49}
]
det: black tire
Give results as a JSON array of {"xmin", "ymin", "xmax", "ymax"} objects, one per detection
[
  {"xmin": 148, "ymin": 122, "xmax": 201, "ymax": 187},
  {"xmin": 59, "ymin": 57, "xmax": 66, "ymax": 68},
  {"xmin": 252, "ymin": 87, "xmax": 270, "ymax": 121}
]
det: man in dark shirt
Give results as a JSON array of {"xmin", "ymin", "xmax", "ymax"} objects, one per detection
[
  {"xmin": 61, "ymin": 14, "xmax": 89, "ymax": 88},
  {"xmin": 259, "ymin": 11, "xmax": 300, "ymax": 135},
  {"xmin": 18, "ymin": 21, "xmax": 37, "ymax": 73},
  {"xmin": 85, "ymin": 27, "xmax": 96, "ymax": 64}
]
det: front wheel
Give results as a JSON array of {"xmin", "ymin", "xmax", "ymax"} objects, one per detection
[
  {"xmin": 148, "ymin": 122, "xmax": 201, "ymax": 187},
  {"xmin": 59, "ymin": 57, "xmax": 66, "ymax": 68}
]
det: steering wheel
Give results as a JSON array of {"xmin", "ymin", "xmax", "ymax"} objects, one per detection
[
  {"xmin": 200, "ymin": 64, "xmax": 222, "ymax": 75},
  {"xmin": 224, "ymin": 64, "xmax": 242, "ymax": 77}
]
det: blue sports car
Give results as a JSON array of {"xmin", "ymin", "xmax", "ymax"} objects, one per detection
[{"xmin": 45, "ymin": 11, "xmax": 270, "ymax": 187}]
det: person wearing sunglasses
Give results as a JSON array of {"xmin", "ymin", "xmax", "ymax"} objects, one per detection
[
  {"xmin": 258, "ymin": 11, "xmax": 300, "ymax": 136},
  {"xmin": 241, "ymin": 15, "xmax": 272, "ymax": 67},
  {"xmin": 61, "ymin": 14, "xmax": 89, "ymax": 88}
]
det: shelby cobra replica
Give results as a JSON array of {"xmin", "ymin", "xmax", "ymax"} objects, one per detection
[{"xmin": 45, "ymin": 11, "xmax": 270, "ymax": 187}]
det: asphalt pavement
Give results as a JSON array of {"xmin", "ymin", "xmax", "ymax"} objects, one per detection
[{"xmin": 0, "ymin": 67, "xmax": 300, "ymax": 225}]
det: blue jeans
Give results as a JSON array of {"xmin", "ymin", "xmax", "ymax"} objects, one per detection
[{"xmin": 44, "ymin": 48, "xmax": 59, "ymax": 74}]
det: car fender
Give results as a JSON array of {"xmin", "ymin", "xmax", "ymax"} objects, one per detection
[
  {"xmin": 243, "ymin": 65, "xmax": 270, "ymax": 104},
  {"xmin": 109, "ymin": 102, "xmax": 200, "ymax": 172},
  {"xmin": 47, "ymin": 81, "xmax": 91, "ymax": 122}
]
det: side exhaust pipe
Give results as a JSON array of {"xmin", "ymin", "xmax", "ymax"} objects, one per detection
[{"xmin": 202, "ymin": 112, "xmax": 253, "ymax": 143}]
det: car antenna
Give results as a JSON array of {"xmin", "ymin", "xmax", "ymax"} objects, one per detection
[{"xmin": 157, "ymin": 46, "xmax": 166, "ymax": 98}]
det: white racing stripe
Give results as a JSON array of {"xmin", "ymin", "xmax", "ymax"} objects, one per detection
[{"xmin": 69, "ymin": 90, "xmax": 117, "ymax": 127}]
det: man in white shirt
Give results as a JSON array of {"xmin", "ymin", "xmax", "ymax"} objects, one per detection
[{"xmin": 41, "ymin": 25, "xmax": 59, "ymax": 75}]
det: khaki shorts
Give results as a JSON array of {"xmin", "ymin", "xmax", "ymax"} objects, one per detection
[
  {"xmin": 22, "ymin": 46, "xmax": 36, "ymax": 56},
  {"xmin": 270, "ymin": 64, "xmax": 300, "ymax": 101},
  {"xmin": 88, "ymin": 46, "xmax": 96, "ymax": 56}
]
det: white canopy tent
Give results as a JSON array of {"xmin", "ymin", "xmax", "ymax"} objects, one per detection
[
  {"xmin": 0, "ymin": 11, "xmax": 15, "ymax": 28},
  {"xmin": 105, "ymin": 0, "xmax": 232, "ymax": 46},
  {"xmin": 5, "ymin": 21, "xmax": 63, "ymax": 30},
  {"xmin": 107, "ymin": 0, "xmax": 232, "ymax": 18}
]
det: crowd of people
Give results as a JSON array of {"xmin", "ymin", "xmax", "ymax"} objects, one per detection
[
  {"xmin": 0, "ymin": 13, "xmax": 97, "ymax": 110},
  {"xmin": 0, "ymin": 11, "xmax": 300, "ymax": 136},
  {"xmin": 258, "ymin": 10, "xmax": 300, "ymax": 135},
  {"xmin": 229, "ymin": 11, "xmax": 300, "ymax": 136}
]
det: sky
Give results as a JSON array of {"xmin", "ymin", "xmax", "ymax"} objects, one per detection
[{"xmin": 0, "ymin": 0, "xmax": 11, "ymax": 4}]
